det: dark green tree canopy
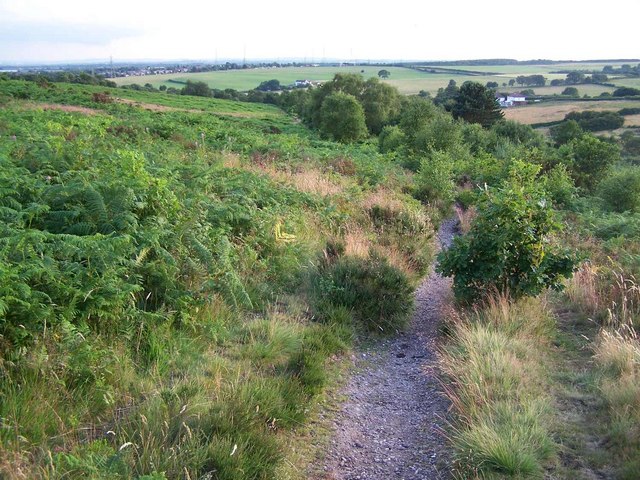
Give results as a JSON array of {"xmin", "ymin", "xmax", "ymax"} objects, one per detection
[
  {"xmin": 318, "ymin": 92, "xmax": 368, "ymax": 143},
  {"xmin": 561, "ymin": 87, "xmax": 579, "ymax": 96},
  {"xmin": 377, "ymin": 69, "xmax": 391, "ymax": 78},
  {"xmin": 181, "ymin": 80, "xmax": 212, "ymax": 97},
  {"xmin": 451, "ymin": 81, "xmax": 504, "ymax": 128},
  {"xmin": 305, "ymin": 73, "xmax": 401, "ymax": 136},
  {"xmin": 256, "ymin": 79, "xmax": 281, "ymax": 91},
  {"xmin": 561, "ymin": 134, "xmax": 621, "ymax": 191},
  {"xmin": 434, "ymin": 79, "xmax": 459, "ymax": 111},
  {"xmin": 437, "ymin": 162, "xmax": 576, "ymax": 303}
]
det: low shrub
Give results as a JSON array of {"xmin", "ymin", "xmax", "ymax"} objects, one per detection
[
  {"xmin": 311, "ymin": 252, "xmax": 414, "ymax": 333},
  {"xmin": 438, "ymin": 163, "xmax": 576, "ymax": 303},
  {"xmin": 598, "ymin": 167, "xmax": 640, "ymax": 213}
]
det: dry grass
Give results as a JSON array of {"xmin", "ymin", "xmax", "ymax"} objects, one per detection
[
  {"xmin": 565, "ymin": 263, "xmax": 602, "ymax": 315},
  {"xmin": 503, "ymin": 100, "xmax": 640, "ymax": 125},
  {"xmin": 0, "ymin": 450, "xmax": 31, "ymax": 480},
  {"xmin": 566, "ymin": 263, "xmax": 640, "ymax": 329},
  {"xmin": 606, "ymin": 272, "xmax": 640, "ymax": 329},
  {"xmin": 220, "ymin": 152, "xmax": 242, "ymax": 168},
  {"xmin": 624, "ymin": 114, "xmax": 640, "ymax": 127},
  {"xmin": 343, "ymin": 224, "xmax": 371, "ymax": 258},
  {"xmin": 593, "ymin": 326, "xmax": 640, "ymax": 476},
  {"xmin": 595, "ymin": 328, "xmax": 639, "ymax": 378},
  {"xmin": 288, "ymin": 169, "xmax": 344, "ymax": 197},
  {"xmin": 19, "ymin": 102, "xmax": 101, "ymax": 116},
  {"xmin": 454, "ymin": 204, "xmax": 476, "ymax": 235},
  {"xmin": 247, "ymin": 164, "xmax": 344, "ymax": 197},
  {"xmin": 381, "ymin": 244, "xmax": 416, "ymax": 279},
  {"xmin": 361, "ymin": 188, "xmax": 406, "ymax": 214}
]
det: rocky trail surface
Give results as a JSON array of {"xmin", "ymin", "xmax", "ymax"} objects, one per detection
[{"xmin": 321, "ymin": 218, "xmax": 457, "ymax": 480}]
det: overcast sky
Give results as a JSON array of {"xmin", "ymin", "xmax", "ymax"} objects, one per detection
[{"xmin": 1, "ymin": 0, "xmax": 638, "ymax": 64}]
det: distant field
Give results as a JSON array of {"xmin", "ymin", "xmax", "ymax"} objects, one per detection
[
  {"xmin": 114, "ymin": 62, "xmax": 638, "ymax": 96},
  {"xmin": 421, "ymin": 62, "xmax": 632, "ymax": 75},
  {"xmin": 113, "ymin": 66, "xmax": 426, "ymax": 93},
  {"xmin": 501, "ymin": 84, "xmax": 616, "ymax": 96},
  {"xmin": 114, "ymin": 66, "xmax": 516, "ymax": 95},
  {"xmin": 502, "ymin": 99, "xmax": 640, "ymax": 125}
]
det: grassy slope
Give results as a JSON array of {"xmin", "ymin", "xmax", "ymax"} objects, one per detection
[{"xmin": 0, "ymin": 79, "xmax": 436, "ymax": 479}]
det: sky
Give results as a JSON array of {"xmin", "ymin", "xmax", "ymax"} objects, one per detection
[{"xmin": 1, "ymin": 0, "xmax": 639, "ymax": 64}]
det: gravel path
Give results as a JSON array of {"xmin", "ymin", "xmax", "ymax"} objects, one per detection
[{"xmin": 321, "ymin": 218, "xmax": 457, "ymax": 480}]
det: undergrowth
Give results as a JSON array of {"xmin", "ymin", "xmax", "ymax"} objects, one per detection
[
  {"xmin": 0, "ymin": 79, "xmax": 435, "ymax": 479},
  {"xmin": 440, "ymin": 295, "xmax": 557, "ymax": 478}
]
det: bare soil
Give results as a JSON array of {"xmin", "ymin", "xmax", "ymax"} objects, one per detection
[{"xmin": 320, "ymin": 218, "xmax": 457, "ymax": 480}]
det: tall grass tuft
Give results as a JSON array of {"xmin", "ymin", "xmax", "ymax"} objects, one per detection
[
  {"xmin": 440, "ymin": 294, "xmax": 556, "ymax": 478},
  {"xmin": 594, "ymin": 327, "xmax": 640, "ymax": 478}
]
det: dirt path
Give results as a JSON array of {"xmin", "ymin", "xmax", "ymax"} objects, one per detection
[{"xmin": 321, "ymin": 218, "xmax": 457, "ymax": 480}]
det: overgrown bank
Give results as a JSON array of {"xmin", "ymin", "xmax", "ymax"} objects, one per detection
[{"xmin": 0, "ymin": 79, "xmax": 435, "ymax": 479}]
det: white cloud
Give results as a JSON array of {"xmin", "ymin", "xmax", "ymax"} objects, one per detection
[{"xmin": 0, "ymin": 0, "xmax": 638, "ymax": 63}]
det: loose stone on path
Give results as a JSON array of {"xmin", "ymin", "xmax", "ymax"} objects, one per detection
[{"xmin": 321, "ymin": 218, "xmax": 457, "ymax": 480}]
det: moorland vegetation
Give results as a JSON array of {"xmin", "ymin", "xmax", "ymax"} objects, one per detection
[{"xmin": 1, "ymin": 70, "xmax": 640, "ymax": 479}]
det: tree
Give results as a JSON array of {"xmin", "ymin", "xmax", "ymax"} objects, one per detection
[
  {"xmin": 613, "ymin": 87, "xmax": 640, "ymax": 97},
  {"xmin": 360, "ymin": 78, "xmax": 402, "ymax": 134},
  {"xmin": 515, "ymin": 75, "xmax": 546, "ymax": 87},
  {"xmin": 486, "ymin": 81, "xmax": 499, "ymax": 89},
  {"xmin": 305, "ymin": 73, "xmax": 400, "ymax": 135},
  {"xmin": 398, "ymin": 96, "xmax": 437, "ymax": 141},
  {"xmin": 565, "ymin": 110, "xmax": 624, "ymax": 132},
  {"xmin": 433, "ymin": 79, "xmax": 459, "ymax": 111},
  {"xmin": 256, "ymin": 79, "xmax": 281, "ymax": 91},
  {"xmin": 591, "ymin": 73, "xmax": 608, "ymax": 83},
  {"xmin": 561, "ymin": 87, "xmax": 579, "ymax": 96},
  {"xmin": 181, "ymin": 80, "xmax": 211, "ymax": 97},
  {"xmin": 561, "ymin": 134, "xmax": 620, "ymax": 191},
  {"xmin": 508, "ymin": 79, "xmax": 516, "ymax": 87},
  {"xmin": 378, "ymin": 69, "xmax": 391, "ymax": 79},
  {"xmin": 414, "ymin": 151, "xmax": 456, "ymax": 210},
  {"xmin": 451, "ymin": 81, "xmax": 504, "ymax": 128},
  {"xmin": 598, "ymin": 167, "xmax": 640, "ymax": 213},
  {"xmin": 318, "ymin": 92, "xmax": 368, "ymax": 143},
  {"xmin": 550, "ymin": 120, "xmax": 583, "ymax": 146},
  {"xmin": 566, "ymin": 71, "xmax": 586, "ymax": 84},
  {"xmin": 437, "ymin": 162, "xmax": 575, "ymax": 303}
]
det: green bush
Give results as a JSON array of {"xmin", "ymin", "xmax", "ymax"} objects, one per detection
[
  {"xmin": 318, "ymin": 92, "xmax": 368, "ymax": 143},
  {"xmin": 378, "ymin": 125, "xmax": 405, "ymax": 153},
  {"xmin": 438, "ymin": 162, "xmax": 576, "ymax": 303},
  {"xmin": 598, "ymin": 167, "xmax": 640, "ymax": 213},
  {"xmin": 311, "ymin": 253, "xmax": 414, "ymax": 333},
  {"xmin": 542, "ymin": 164, "xmax": 576, "ymax": 207},
  {"xmin": 414, "ymin": 150, "xmax": 456, "ymax": 211},
  {"xmin": 565, "ymin": 110, "xmax": 624, "ymax": 132},
  {"xmin": 560, "ymin": 134, "xmax": 620, "ymax": 192}
]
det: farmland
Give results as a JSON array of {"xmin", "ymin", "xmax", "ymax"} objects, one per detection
[
  {"xmin": 114, "ymin": 65, "xmax": 514, "ymax": 95},
  {"xmin": 113, "ymin": 61, "xmax": 636, "ymax": 96},
  {"xmin": 503, "ymin": 99, "xmax": 640, "ymax": 125}
]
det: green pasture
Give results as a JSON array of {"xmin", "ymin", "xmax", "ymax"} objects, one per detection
[
  {"xmin": 420, "ymin": 61, "xmax": 633, "ymax": 75},
  {"xmin": 115, "ymin": 66, "xmax": 514, "ymax": 95},
  {"xmin": 114, "ymin": 66, "xmax": 426, "ymax": 92},
  {"xmin": 113, "ymin": 62, "xmax": 639, "ymax": 96}
]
